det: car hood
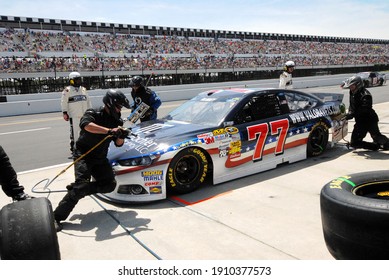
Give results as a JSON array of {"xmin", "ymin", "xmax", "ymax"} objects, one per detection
[{"xmin": 108, "ymin": 119, "xmax": 212, "ymax": 161}]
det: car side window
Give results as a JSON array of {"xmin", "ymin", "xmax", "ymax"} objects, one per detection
[
  {"xmin": 234, "ymin": 93, "xmax": 284, "ymax": 124},
  {"xmin": 284, "ymin": 92, "xmax": 317, "ymax": 112}
]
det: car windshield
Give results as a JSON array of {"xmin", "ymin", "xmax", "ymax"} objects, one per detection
[{"xmin": 164, "ymin": 95, "xmax": 241, "ymax": 126}]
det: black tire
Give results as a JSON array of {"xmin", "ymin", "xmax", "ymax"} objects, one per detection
[
  {"xmin": 307, "ymin": 122, "xmax": 329, "ymax": 156},
  {"xmin": 0, "ymin": 197, "xmax": 61, "ymax": 260},
  {"xmin": 167, "ymin": 147, "xmax": 209, "ymax": 194},
  {"xmin": 379, "ymin": 79, "xmax": 384, "ymax": 86},
  {"xmin": 320, "ymin": 170, "xmax": 389, "ymax": 260}
]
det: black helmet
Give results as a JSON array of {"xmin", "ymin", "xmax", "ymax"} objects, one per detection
[
  {"xmin": 343, "ymin": 75, "xmax": 364, "ymax": 93},
  {"xmin": 103, "ymin": 89, "xmax": 131, "ymax": 120},
  {"xmin": 129, "ymin": 76, "xmax": 144, "ymax": 87}
]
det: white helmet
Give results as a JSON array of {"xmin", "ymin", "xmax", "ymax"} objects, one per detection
[
  {"xmin": 69, "ymin": 72, "xmax": 82, "ymax": 86},
  {"xmin": 69, "ymin": 71, "xmax": 81, "ymax": 79},
  {"xmin": 285, "ymin": 61, "xmax": 295, "ymax": 67}
]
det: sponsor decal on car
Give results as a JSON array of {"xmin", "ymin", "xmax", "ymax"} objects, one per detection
[
  {"xmin": 142, "ymin": 170, "xmax": 164, "ymax": 181},
  {"xmin": 225, "ymin": 126, "xmax": 239, "ymax": 135},
  {"xmin": 126, "ymin": 137, "xmax": 159, "ymax": 154},
  {"xmin": 289, "ymin": 105, "xmax": 340, "ymax": 124},
  {"xmin": 149, "ymin": 186, "xmax": 162, "ymax": 194},
  {"xmin": 229, "ymin": 140, "xmax": 242, "ymax": 158},
  {"xmin": 145, "ymin": 181, "xmax": 163, "ymax": 186}
]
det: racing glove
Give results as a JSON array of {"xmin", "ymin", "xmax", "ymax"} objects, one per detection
[
  {"xmin": 117, "ymin": 128, "xmax": 130, "ymax": 139},
  {"xmin": 345, "ymin": 113, "xmax": 354, "ymax": 120},
  {"xmin": 108, "ymin": 127, "xmax": 130, "ymax": 139}
]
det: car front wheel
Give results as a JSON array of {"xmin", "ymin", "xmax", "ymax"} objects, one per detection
[{"xmin": 167, "ymin": 147, "xmax": 209, "ymax": 194}]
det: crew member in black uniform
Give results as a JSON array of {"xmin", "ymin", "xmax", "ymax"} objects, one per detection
[
  {"xmin": 0, "ymin": 145, "xmax": 31, "ymax": 201},
  {"xmin": 129, "ymin": 76, "xmax": 161, "ymax": 122},
  {"xmin": 344, "ymin": 75, "xmax": 389, "ymax": 150},
  {"xmin": 54, "ymin": 89, "xmax": 131, "ymax": 231}
]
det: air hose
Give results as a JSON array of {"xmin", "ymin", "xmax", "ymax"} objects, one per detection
[
  {"xmin": 31, "ymin": 134, "xmax": 112, "ymax": 196},
  {"xmin": 31, "ymin": 134, "xmax": 162, "ymax": 260}
]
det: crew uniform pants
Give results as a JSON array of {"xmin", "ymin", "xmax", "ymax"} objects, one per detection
[
  {"xmin": 54, "ymin": 153, "xmax": 116, "ymax": 222},
  {"xmin": 0, "ymin": 145, "xmax": 25, "ymax": 197},
  {"xmin": 69, "ymin": 117, "xmax": 82, "ymax": 152},
  {"xmin": 350, "ymin": 119, "xmax": 389, "ymax": 150}
]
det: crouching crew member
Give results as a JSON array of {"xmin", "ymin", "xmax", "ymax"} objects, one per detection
[{"xmin": 344, "ymin": 75, "xmax": 389, "ymax": 150}]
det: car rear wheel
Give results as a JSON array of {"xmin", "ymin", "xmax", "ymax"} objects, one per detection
[
  {"xmin": 0, "ymin": 197, "xmax": 61, "ymax": 260},
  {"xmin": 320, "ymin": 170, "xmax": 389, "ymax": 260},
  {"xmin": 307, "ymin": 122, "xmax": 328, "ymax": 156},
  {"xmin": 167, "ymin": 147, "xmax": 209, "ymax": 194}
]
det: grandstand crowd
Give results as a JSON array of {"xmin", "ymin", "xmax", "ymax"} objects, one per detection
[{"xmin": 1, "ymin": 28, "xmax": 388, "ymax": 73}]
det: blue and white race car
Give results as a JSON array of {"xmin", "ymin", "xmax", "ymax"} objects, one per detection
[{"xmin": 98, "ymin": 88, "xmax": 347, "ymax": 203}]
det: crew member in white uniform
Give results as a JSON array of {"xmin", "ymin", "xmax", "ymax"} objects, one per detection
[
  {"xmin": 279, "ymin": 60, "xmax": 295, "ymax": 89},
  {"xmin": 61, "ymin": 72, "xmax": 92, "ymax": 155}
]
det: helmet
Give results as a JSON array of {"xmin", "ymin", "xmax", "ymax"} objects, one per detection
[
  {"xmin": 284, "ymin": 60, "xmax": 295, "ymax": 71},
  {"xmin": 129, "ymin": 76, "xmax": 144, "ymax": 87},
  {"xmin": 285, "ymin": 61, "xmax": 295, "ymax": 67},
  {"xmin": 343, "ymin": 75, "xmax": 364, "ymax": 93},
  {"xmin": 103, "ymin": 89, "xmax": 131, "ymax": 120},
  {"xmin": 69, "ymin": 71, "xmax": 82, "ymax": 87}
]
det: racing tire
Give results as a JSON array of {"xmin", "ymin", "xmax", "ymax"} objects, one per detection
[
  {"xmin": 167, "ymin": 147, "xmax": 209, "ymax": 194},
  {"xmin": 307, "ymin": 122, "xmax": 328, "ymax": 157},
  {"xmin": 0, "ymin": 197, "xmax": 61, "ymax": 260},
  {"xmin": 320, "ymin": 170, "xmax": 389, "ymax": 260}
]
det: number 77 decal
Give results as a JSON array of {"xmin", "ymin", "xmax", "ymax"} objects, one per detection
[{"xmin": 247, "ymin": 118, "xmax": 290, "ymax": 161}]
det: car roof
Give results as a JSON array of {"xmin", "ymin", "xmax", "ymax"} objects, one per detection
[
  {"xmin": 199, "ymin": 87, "xmax": 296, "ymax": 98},
  {"xmin": 195, "ymin": 87, "xmax": 320, "ymax": 101}
]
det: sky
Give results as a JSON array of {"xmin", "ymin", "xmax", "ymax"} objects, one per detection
[{"xmin": 1, "ymin": 0, "xmax": 389, "ymax": 40}]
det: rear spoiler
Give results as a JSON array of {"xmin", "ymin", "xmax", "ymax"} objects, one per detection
[{"xmin": 310, "ymin": 92, "xmax": 345, "ymax": 103}]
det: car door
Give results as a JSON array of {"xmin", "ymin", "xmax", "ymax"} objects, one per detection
[{"xmin": 219, "ymin": 91, "xmax": 293, "ymax": 180}]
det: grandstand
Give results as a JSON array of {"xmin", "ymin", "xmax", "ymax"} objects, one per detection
[{"xmin": 0, "ymin": 15, "xmax": 388, "ymax": 95}]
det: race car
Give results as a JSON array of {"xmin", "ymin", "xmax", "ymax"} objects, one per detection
[
  {"xmin": 341, "ymin": 72, "xmax": 386, "ymax": 88},
  {"xmin": 97, "ymin": 88, "xmax": 348, "ymax": 203}
]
